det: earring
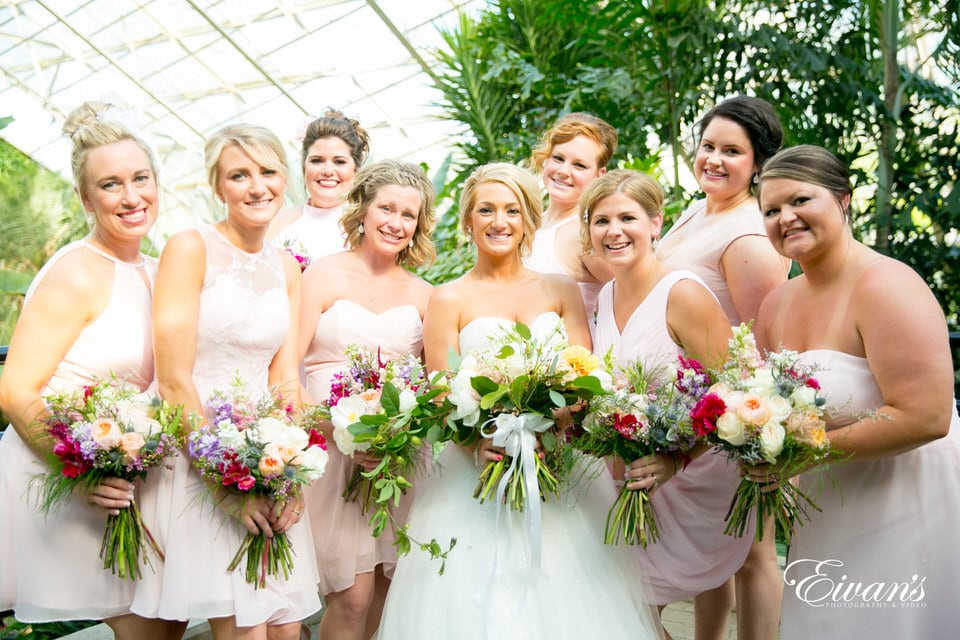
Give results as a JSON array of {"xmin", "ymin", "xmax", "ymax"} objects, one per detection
[
  {"xmin": 409, "ymin": 237, "xmax": 415, "ymax": 249},
  {"xmin": 752, "ymin": 173, "xmax": 759, "ymax": 185},
  {"xmin": 358, "ymin": 222, "xmax": 364, "ymax": 234}
]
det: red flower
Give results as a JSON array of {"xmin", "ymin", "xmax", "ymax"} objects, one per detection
[
  {"xmin": 805, "ymin": 378, "xmax": 821, "ymax": 391},
  {"xmin": 308, "ymin": 428, "xmax": 328, "ymax": 450},
  {"xmin": 52, "ymin": 437, "xmax": 92, "ymax": 478},
  {"xmin": 220, "ymin": 458, "xmax": 253, "ymax": 489},
  {"xmin": 614, "ymin": 413, "xmax": 644, "ymax": 441},
  {"xmin": 691, "ymin": 393, "xmax": 726, "ymax": 436}
]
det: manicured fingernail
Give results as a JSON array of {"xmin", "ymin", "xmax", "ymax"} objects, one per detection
[{"xmin": 496, "ymin": 454, "xmax": 503, "ymax": 461}]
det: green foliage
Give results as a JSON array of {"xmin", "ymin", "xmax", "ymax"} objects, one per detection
[
  {"xmin": 429, "ymin": 0, "xmax": 960, "ymax": 326},
  {"xmin": 0, "ymin": 617, "xmax": 97, "ymax": 640}
]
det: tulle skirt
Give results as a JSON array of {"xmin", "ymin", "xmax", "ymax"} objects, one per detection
[{"xmin": 377, "ymin": 445, "xmax": 664, "ymax": 640}]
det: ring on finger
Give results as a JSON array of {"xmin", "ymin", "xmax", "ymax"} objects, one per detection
[{"xmin": 293, "ymin": 509, "xmax": 302, "ymax": 516}]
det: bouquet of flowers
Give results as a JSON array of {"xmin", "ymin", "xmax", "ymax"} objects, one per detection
[
  {"xmin": 690, "ymin": 323, "xmax": 839, "ymax": 543},
  {"xmin": 187, "ymin": 379, "xmax": 329, "ymax": 588},
  {"xmin": 280, "ymin": 238, "xmax": 311, "ymax": 272},
  {"xmin": 444, "ymin": 321, "xmax": 610, "ymax": 514},
  {"xmin": 313, "ymin": 345, "xmax": 456, "ymax": 571},
  {"xmin": 35, "ymin": 379, "xmax": 181, "ymax": 580},
  {"xmin": 568, "ymin": 354, "xmax": 709, "ymax": 547}
]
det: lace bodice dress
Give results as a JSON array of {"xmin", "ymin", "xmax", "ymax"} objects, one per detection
[
  {"xmin": 0, "ymin": 240, "xmax": 155, "ymax": 621},
  {"xmin": 377, "ymin": 313, "xmax": 663, "ymax": 640},
  {"xmin": 131, "ymin": 226, "xmax": 321, "ymax": 625}
]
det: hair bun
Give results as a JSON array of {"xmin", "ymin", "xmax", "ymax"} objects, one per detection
[{"xmin": 62, "ymin": 101, "xmax": 115, "ymax": 138}]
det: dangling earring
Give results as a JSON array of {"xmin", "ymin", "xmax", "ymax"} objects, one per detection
[
  {"xmin": 752, "ymin": 173, "xmax": 759, "ymax": 185},
  {"xmin": 358, "ymin": 222, "xmax": 364, "ymax": 234},
  {"xmin": 408, "ymin": 237, "xmax": 415, "ymax": 250}
]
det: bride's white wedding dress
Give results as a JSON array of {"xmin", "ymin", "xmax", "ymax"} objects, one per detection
[{"xmin": 377, "ymin": 312, "xmax": 663, "ymax": 640}]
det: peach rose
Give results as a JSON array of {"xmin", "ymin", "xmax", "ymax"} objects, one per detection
[
  {"xmin": 91, "ymin": 418, "xmax": 122, "ymax": 449},
  {"xmin": 119, "ymin": 431, "xmax": 146, "ymax": 463},
  {"xmin": 258, "ymin": 454, "xmax": 284, "ymax": 478}
]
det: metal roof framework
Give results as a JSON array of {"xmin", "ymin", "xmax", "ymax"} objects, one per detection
[{"xmin": 0, "ymin": 0, "xmax": 481, "ymax": 235}]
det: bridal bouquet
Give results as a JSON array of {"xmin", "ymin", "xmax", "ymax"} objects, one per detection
[
  {"xmin": 445, "ymin": 321, "xmax": 610, "ymax": 513},
  {"xmin": 35, "ymin": 379, "xmax": 181, "ymax": 580},
  {"xmin": 690, "ymin": 323, "xmax": 838, "ymax": 543},
  {"xmin": 568, "ymin": 355, "xmax": 708, "ymax": 547},
  {"xmin": 188, "ymin": 379, "xmax": 329, "ymax": 588},
  {"xmin": 315, "ymin": 345, "xmax": 452, "ymax": 550}
]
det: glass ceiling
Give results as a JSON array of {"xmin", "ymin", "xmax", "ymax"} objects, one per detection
[{"xmin": 0, "ymin": 0, "xmax": 484, "ymax": 237}]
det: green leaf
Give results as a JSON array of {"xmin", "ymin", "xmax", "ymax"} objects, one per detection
[
  {"xmin": 515, "ymin": 322, "xmax": 531, "ymax": 340},
  {"xmin": 471, "ymin": 375, "xmax": 499, "ymax": 396},
  {"xmin": 548, "ymin": 389, "xmax": 566, "ymax": 407},
  {"xmin": 381, "ymin": 381, "xmax": 401, "ymax": 416}
]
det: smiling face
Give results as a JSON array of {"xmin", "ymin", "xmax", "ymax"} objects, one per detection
[
  {"xmin": 588, "ymin": 191, "xmax": 662, "ymax": 269},
  {"xmin": 303, "ymin": 136, "xmax": 356, "ymax": 208},
  {"xmin": 359, "ymin": 184, "xmax": 422, "ymax": 257},
  {"xmin": 694, "ymin": 116, "xmax": 757, "ymax": 201},
  {"xmin": 542, "ymin": 134, "xmax": 606, "ymax": 209},
  {"xmin": 80, "ymin": 138, "xmax": 159, "ymax": 247},
  {"xmin": 760, "ymin": 177, "xmax": 850, "ymax": 263},
  {"xmin": 467, "ymin": 181, "xmax": 526, "ymax": 258},
  {"xmin": 216, "ymin": 144, "xmax": 286, "ymax": 229}
]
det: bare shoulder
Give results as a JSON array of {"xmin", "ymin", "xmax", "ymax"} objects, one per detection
[
  {"xmin": 267, "ymin": 205, "xmax": 303, "ymax": 239},
  {"xmin": 160, "ymin": 228, "xmax": 205, "ymax": 260},
  {"xmin": 853, "ymin": 253, "xmax": 942, "ymax": 319},
  {"xmin": 30, "ymin": 247, "xmax": 103, "ymax": 307}
]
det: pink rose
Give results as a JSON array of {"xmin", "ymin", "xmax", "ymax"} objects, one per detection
[
  {"xmin": 91, "ymin": 418, "xmax": 122, "ymax": 449},
  {"xmin": 119, "ymin": 431, "xmax": 146, "ymax": 463},
  {"xmin": 258, "ymin": 454, "xmax": 284, "ymax": 478}
]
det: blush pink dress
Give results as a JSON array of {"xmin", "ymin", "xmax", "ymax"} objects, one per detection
[
  {"xmin": 303, "ymin": 299, "xmax": 424, "ymax": 594},
  {"xmin": 0, "ymin": 240, "xmax": 155, "ymax": 622},
  {"xmin": 131, "ymin": 226, "xmax": 321, "ymax": 626},
  {"xmin": 593, "ymin": 271, "xmax": 754, "ymax": 604},
  {"xmin": 525, "ymin": 217, "xmax": 602, "ymax": 322},
  {"xmin": 780, "ymin": 350, "xmax": 960, "ymax": 638}
]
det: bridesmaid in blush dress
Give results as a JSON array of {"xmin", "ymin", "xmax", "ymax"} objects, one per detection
[
  {"xmin": 582, "ymin": 170, "xmax": 734, "ymax": 636},
  {"xmin": 267, "ymin": 109, "xmax": 370, "ymax": 260},
  {"xmin": 755, "ymin": 145, "xmax": 960, "ymax": 639},
  {"xmin": 525, "ymin": 112, "xmax": 618, "ymax": 322},
  {"xmin": 298, "ymin": 160, "xmax": 436, "ymax": 640},
  {"xmin": 141, "ymin": 124, "xmax": 319, "ymax": 640},
  {"xmin": 655, "ymin": 96, "xmax": 789, "ymax": 640},
  {"xmin": 0, "ymin": 102, "xmax": 184, "ymax": 639}
]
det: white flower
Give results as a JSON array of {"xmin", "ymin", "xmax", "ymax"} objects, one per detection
[
  {"xmin": 300, "ymin": 445, "xmax": 329, "ymax": 480},
  {"xmin": 499, "ymin": 353, "xmax": 529, "ymax": 380},
  {"xmin": 398, "ymin": 388, "xmax": 417, "ymax": 413},
  {"xmin": 590, "ymin": 368, "xmax": 615, "ymax": 392},
  {"xmin": 717, "ymin": 412, "xmax": 747, "ymax": 446},
  {"xmin": 217, "ymin": 423, "xmax": 246, "ymax": 449},
  {"xmin": 330, "ymin": 396, "xmax": 373, "ymax": 456},
  {"xmin": 746, "ymin": 368, "xmax": 777, "ymax": 395},
  {"xmin": 448, "ymin": 370, "xmax": 481, "ymax": 426},
  {"xmin": 255, "ymin": 417, "xmax": 307, "ymax": 450},
  {"xmin": 767, "ymin": 395, "xmax": 793, "ymax": 423},
  {"xmin": 758, "ymin": 420, "xmax": 786, "ymax": 463},
  {"xmin": 790, "ymin": 385, "xmax": 818, "ymax": 409},
  {"xmin": 115, "ymin": 393, "xmax": 161, "ymax": 435}
]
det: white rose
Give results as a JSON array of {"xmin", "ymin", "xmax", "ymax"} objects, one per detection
[
  {"xmin": 329, "ymin": 396, "xmax": 374, "ymax": 456},
  {"xmin": 448, "ymin": 371, "xmax": 481, "ymax": 426},
  {"xmin": 590, "ymin": 368, "xmax": 615, "ymax": 392},
  {"xmin": 759, "ymin": 420, "xmax": 786, "ymax": 464},
  {"xmin": 767, "ymin": 395, "xmax": 793, "ymax": 423},
  {"xmin": 115, "ymin": 393, "xmax": 160, "ymax": 435},
  {"xmin": 499, "ymin": 353, "xmax": 529, "ymax": 380},
  {"xmin": 300, "ymin": 445, "xmax": 330, "ymax": 480},
  {"xmin": 398, "ymin": 389, "xmax": 417, "ymax": 413},
  {"xmin": 747, "ymin": 368, "xmax": 777, "ymax": 395},
  {"xmin": 716, "ymin": 412, "xmax": 747, "ymax": 446},
  {"xmin": 790, "ymin": 385, "xmax": 818, "ymax": 409},
  {"xmin": 255, "ymin": 417, "xmax": 301, "ymax": 448}
]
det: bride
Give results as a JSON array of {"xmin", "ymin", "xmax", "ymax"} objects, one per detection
[{"xmin": 377, "ymin": 163, "xmax": 663, "ymax": 640}]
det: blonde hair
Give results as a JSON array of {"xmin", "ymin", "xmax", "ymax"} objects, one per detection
[
  {"xmin": 341, "ymin": 159, "xmax": 437, "ymax": 268},
  {"xmin": 530, "ymin": 112, "xmax": 618, "ymax": 172},
  {"xmin": 459, "ymin": 163, "xmax": 542, "ymax": 257},
  {"xmin": 204, "ymin": 124, "xmax": 289, "ymax": 194},
  {"xmin": 62, "ymin": 101, "xmax": 158, "ymax": 196},
  {"xmin": 578, "ymin": 169, "xmax": 664, "ymax": 253}
]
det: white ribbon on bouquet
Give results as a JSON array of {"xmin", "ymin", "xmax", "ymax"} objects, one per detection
[{"xmin": 480, "ymin": 411, "xmax": 554, "ymax": 568}]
